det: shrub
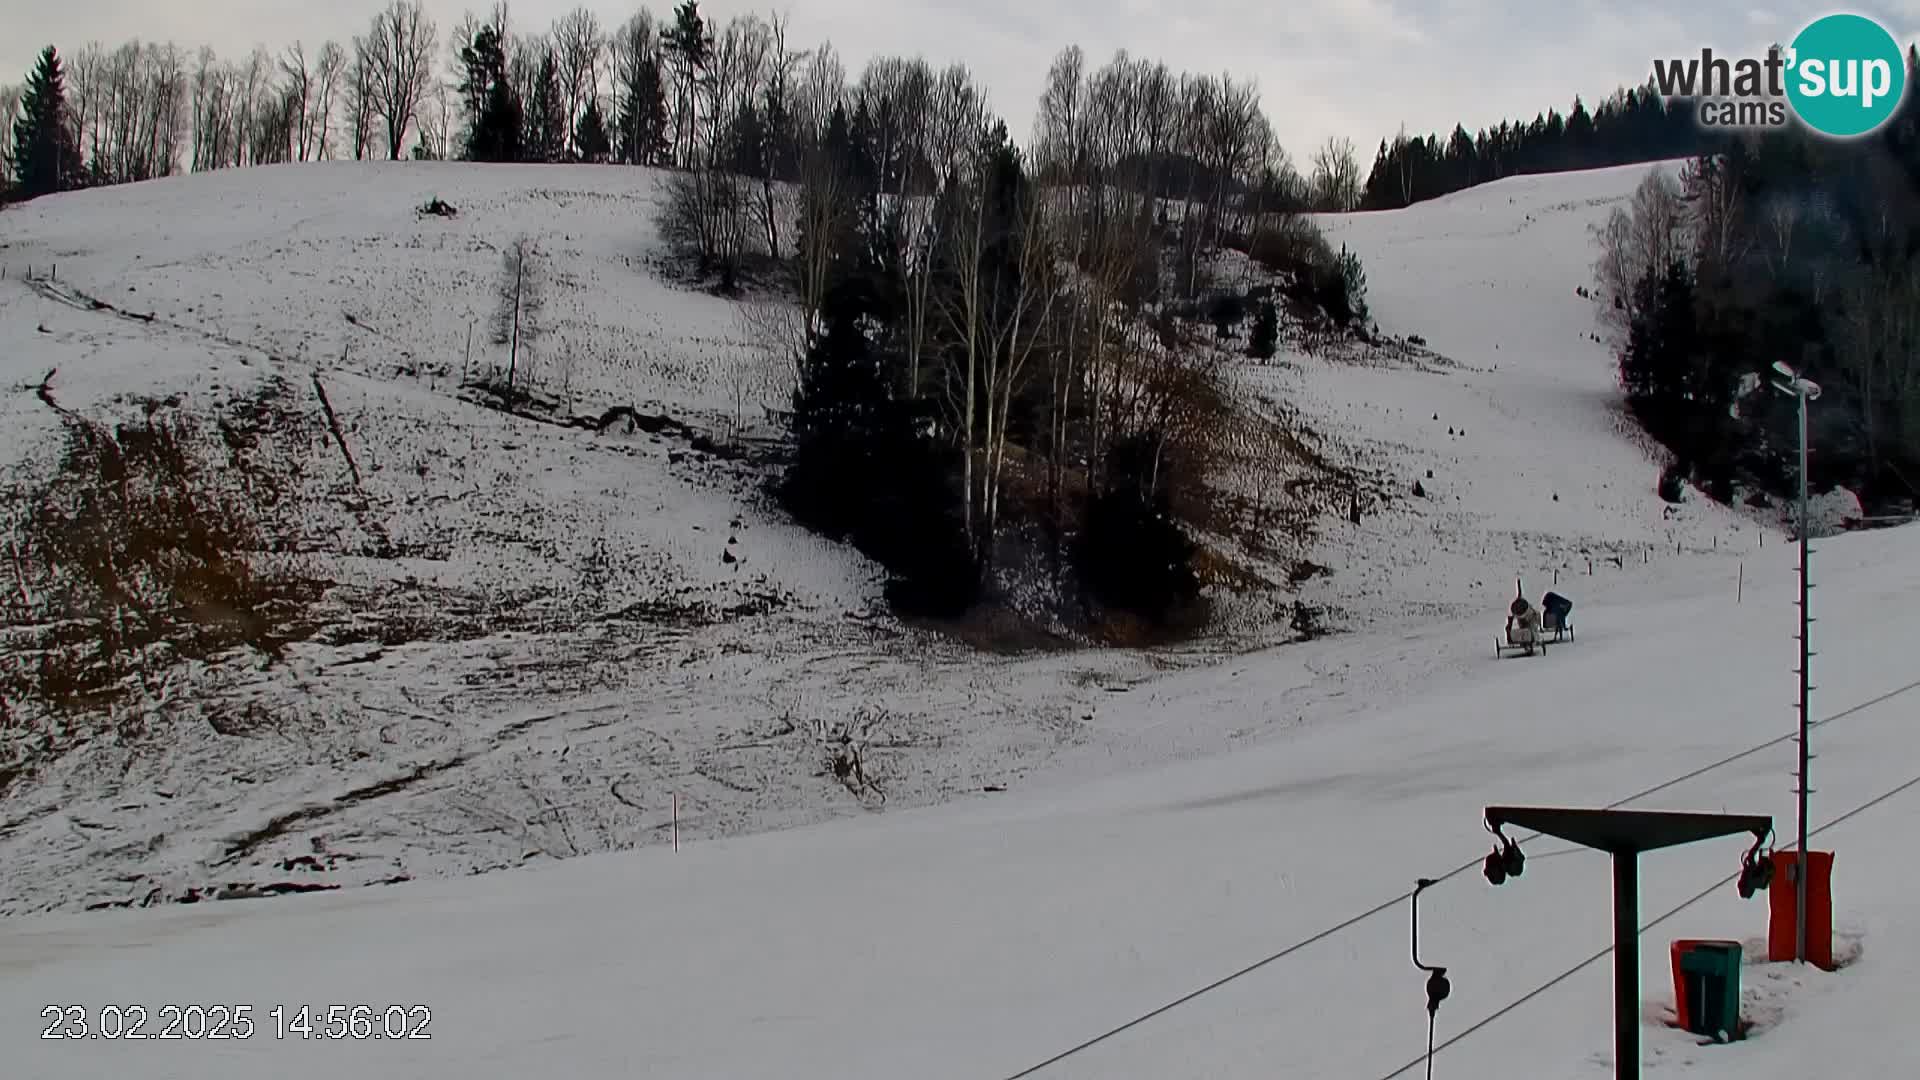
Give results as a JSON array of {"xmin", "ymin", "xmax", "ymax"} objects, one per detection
[
  {"xmin": 1076, "ymin": 433, "xmax": 1202, "ymax": 627},
  {"xmin": 1248, "ymin": 215, "xmax": 1332, "ymax": 279},
  {"xmin": 1247, "ymin": 216, "xmax": 1371, "ymax": 327},
  {"xmin": 1248, "ymin": 297, "xmax": 1279, "ymax": 359},
  {"xmin": 1339, "ymin": 244, "xmax": 1369, "ymax": 325},
  {"xmin": 2, "ymin": 395, "xmax": 322, "ymax": 760},
  {"xmin": 1207, "ymin": 290, "xmax": 1250, "ymax": 339},
  {"xmin": 1658, "ymin": 462, "xmax": 1688, "ymax": 503}
]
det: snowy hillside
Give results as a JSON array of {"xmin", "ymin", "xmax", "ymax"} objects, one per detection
[
  {"xmin": 0, "ymin": 162, "xmax": 1149, "ymax": 914},
  {"xmin": 0, "ymin": 156, "xmax": 1891, "ymax": 928},
  {"xmin": 4, "ymin": 442, "xmax": 1916, "ymax": 1080},
  {"xmin": 4, "ymin": 153, "xmax": 1918, "ymax": 1078}
]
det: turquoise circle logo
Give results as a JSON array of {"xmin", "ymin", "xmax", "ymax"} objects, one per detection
[{"xmin": 1786, "ymin": 13, "xmax": 1907, "ymax": 137}]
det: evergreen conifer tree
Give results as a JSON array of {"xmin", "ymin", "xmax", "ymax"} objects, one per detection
[
  {"xmin": 12, "ymin": 46, "xmax": 82, "ymax": 200},
  {"xmin": 528, "ymin": 51, "xmax": 567, "ymax": 162},
  {"xmin": 616, "ymin": 52, "xmax": 669, "ymax": 166},
  {"xmin": 460, "ymin": 27, "xmax": 522, "ymax": 163},
  {"xmin": 575, "ymin": 100, "xmax": 611, "ymax": 162}
]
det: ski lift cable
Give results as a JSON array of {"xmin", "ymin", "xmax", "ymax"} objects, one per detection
[
  {"xmin": 1371, "ymin": 768, "xmax": 1920, "ymax": 1080},
  {"xmin": 993, "ymin": 676, "xmax": 1920, "ymax": 1080}
]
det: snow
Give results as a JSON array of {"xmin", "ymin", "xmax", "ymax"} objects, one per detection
[
  {"xmin": 3, "ymin": 157, "xmax": 1918, "ymax": 1078},
  {"xmin": 0, "ymin": 162, "xmax": 1153, "ymax": 913},
  {"xmin": 4, "ymin": 522, "xmax": 1917, "ymax": 1079}
]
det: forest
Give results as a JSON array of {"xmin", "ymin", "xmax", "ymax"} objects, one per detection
[
  {"xmin": 1357, "ymin": 84, "xmax": 1716, "ymax": 210},
  {"xmin": 10, "ymin": 4, "xmax": 1917, "ymax": 631},
  {"xmin": 1588, "ymin": 47, "xmax": 1920, "ymax": 520}
]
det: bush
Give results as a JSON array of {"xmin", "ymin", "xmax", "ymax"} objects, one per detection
[
  {"xmin": 1658, "ymin": 462, "xmax": 1688, "ymax": 503},
  {"xmin": 660, "ymin": 167, "xmax": 748, "ymax": 286},
  {"xmin": 1076, "ymin": 433, "xmax": 1201, "ymax": 626},
  {"xmin": 1207, "ymin": 291, "xmax": 1249, "ymax": 339},
  {"xmin": 1247, "ymin": 216, "xmax": 1370, "ymax": 328},
  {"xmin": 1248, "ymin": 297, "xmax": 1279, "ymax": 359},
  {"xmin": 1079, "ymin": 492, "xmax": 1199, "ymax": 625},
  {"xmin": 1248, "ymin": 215, "xmax": 1332, "ymax": 279},
  {"xmin": 1339, "ymin": 244, "xmax": 1369, "ymax": 325}
]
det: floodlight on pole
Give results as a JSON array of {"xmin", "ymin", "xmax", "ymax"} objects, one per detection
[{"xmin": 1770, "ymin": 362, "xmax": 1819, "ymax": 966}]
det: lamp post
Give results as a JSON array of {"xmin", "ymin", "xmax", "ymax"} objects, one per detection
[{"xmin": 1771, "ymin": 361, "xmax": 1821, "ymax": 965}]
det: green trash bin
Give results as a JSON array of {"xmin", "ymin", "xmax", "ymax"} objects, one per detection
[{"xmin": 1678, "ymin": 941, "xmax": 1744, "ymax": 1040}]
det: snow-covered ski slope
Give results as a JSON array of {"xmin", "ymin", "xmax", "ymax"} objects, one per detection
[
  {"xmin": 4, "ymin": 157, "xmax": 1918, "ymax": 1078},
  {"xmin": 5, "ymin": 512, "xmax": 1917, "ymax": 1080},
  {"xmin": 0, "ymin": 158, "xmax": 1797, "ymax": 916}
]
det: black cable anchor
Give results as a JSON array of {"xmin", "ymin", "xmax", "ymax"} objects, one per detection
[
  {"xmin": 1737, "ymin": 827, "xmax": 1776, "ymax": 898},
  {"xmin": 1483, "ymin": 820, "xmax": 1525, "ymax": 885},
  {"xmin": 1411, "ymin": 878, "xmax": 1450, "ymax": 1080}
]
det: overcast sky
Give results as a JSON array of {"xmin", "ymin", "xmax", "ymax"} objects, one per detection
[{"xmin": 5, "ymin": 0, "xmax": 1919, "ymax": 158}]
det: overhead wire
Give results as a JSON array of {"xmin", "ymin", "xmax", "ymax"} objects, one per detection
[
  {"xmin": 993, "ymin": 676, "xmax": 1920, "ymax": 1080},
  {"xmin": 1371, "ymin": 767, "xmax": 1920, "ymax": 1080}
]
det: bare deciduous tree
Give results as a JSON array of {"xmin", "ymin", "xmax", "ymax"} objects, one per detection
[
  {"xmin": 492, "ymin": 237, "xmax": 545, "ymax": 392},
  {"xmin": 790, "ymin": 154, "xmax": 846, "ymax": 348},
  {"xmin": 1032, "ymin": 45, "xmax": 1085, "ymax": 184},
  {"xmin": 280, "ymin": 42, "xmax": 326, "ymax": 161},
  {"xmin": 793, "ymin": 40, "xmax": 844, "ymax": 148},
  {"xmin": 1682, "ymin": 154, "xmax": 1745, "ymax": 272},
  {"xmin": 1764, "ymin": 196, "xmax": 1800, "ymax": 276},
  {"xmin": 980, "ymin": 187, "xmax": 1062, "ymax": 540},
  {"xmin": 662, "ymin": 165, "xmax": 748, "ymax": 282},
  {"xmin": 234, "ymin": 47, "xmax": 273, "ymax": 166},
  {"xmin": 938, "ymin": 156, "xmax": 990, "ymax": 551},
  {"xmin": 737, "ymin": 297, "xmax": 807, "ymax": 408},
  {"xmin": 310, "ymin": 41, "xmax": 346, "ymax": 159},
  {"xmin": 753, "ymin": 12, "xmax": 802, "ymax": 259},
  {"xmin": 1310, "ymin": 135, "xmax": 1361, "ymax": 211},
  {"xmin": 1188, "ymin": 73, "xmax": 1264, "ymax": 292},
  {"xmin": 888, "ymin": 59, "xmax": 940, "ymax": 394},
  {"xmin": 1590, "ymin": 168, "xmax": 1685, "ymax": 334},
  {"xmin": 722, "ymin": 308, "xmax": 783, "ymax": 443},
  {"xmin": 365, "ymin": 0, "xmax": 438, "ymax": 160},
  {"xmin": 688, "ymin": 12, "xmax": 772, "ymax": 262},
  {"xmin": 64, "ymin": 40, "xmax": 187, "ymax": 184},
  {"xmin": 190, "ymin": 47, "xmax": 237, "ymax": 170},
  {"xmin": 412, "ymin": 76, "xmax": 453, "ymax": 158},
  {"xmin": 344, "ymin": 37, "xmax": 377, "ymax": 160},
  {"xmin": 0, "ymin": 83, "xmax": 23, "ymax": 185},
  {"xmin": 66, "ymin": 43, "xmax": 106, "ymax": 172},
  {"xmin": 553, "ymin": 6, "xmax": 604, "ymax": 157},
  {"xmin": 1030, "ymin": 45, "xmax": 1092, "ymax": 524}
]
